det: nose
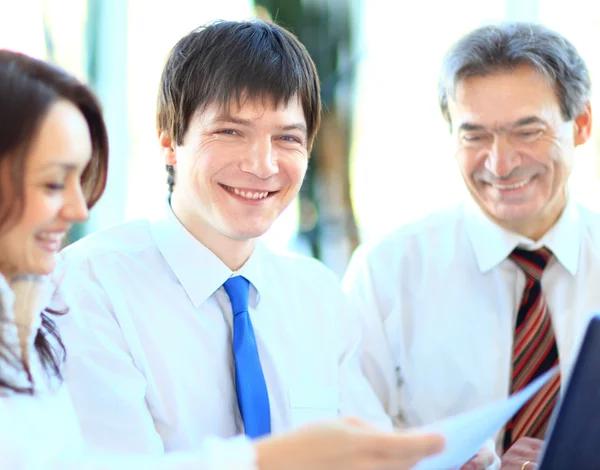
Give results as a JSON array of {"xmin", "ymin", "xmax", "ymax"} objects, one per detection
[
  {"xmin": 61, "ymin": 182, "xmax": 89, "ymax": 223},
  {"xmin": 240, "ymin": 138, "xmax": 279, "ymax": 179},
  {"xmin": 484, "ymin": 134, "xmax": 521, "ymax": 178}
]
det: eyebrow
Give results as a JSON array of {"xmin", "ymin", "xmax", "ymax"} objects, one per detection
[
  {"xmin": 278, "ymin": 123, "xmax": 307, "ymax": 134},
  {"xmin": 216, "ymin": 116, "xmax": 255, "ymax": 127},
  {"xmin": 512, "ymin": 116, "xmax": 547, "ymax": 127},
  {"xmin": 215, "ymin": 115, "xmax": 308, "ymax": 134},
  {"xmin": 457, "ymin": 115, "xmax": 548, "ymax": 133},
  {"xmin": 457, "ymin": 122, "xmax": 487, "ymax": 132},
  {"xmin": 38, "ymin": 162, "xmax": 84, "ymax": 172}
]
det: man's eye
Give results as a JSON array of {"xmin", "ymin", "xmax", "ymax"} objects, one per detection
[
  {"xmin": 519, "ymin": 130, "xmax": 542, "ymax": 137},
  {"xmin": 280, "ymin": 135, "xmax": 301, "ymax": 143}
]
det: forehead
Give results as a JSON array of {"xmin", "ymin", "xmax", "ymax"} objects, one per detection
[
  {"xmin": 198, "ymin": 94, "xmax": 306, "ymax": 123},
  {"xmin": 27, "ymin": 100, "xmax": 92, "ymax": 170},
  {"xmin": 448, "ymin": 65, "xmax": 563, "ymax": 128}
]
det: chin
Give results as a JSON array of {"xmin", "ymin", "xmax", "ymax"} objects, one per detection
[
  {"xmin": 26, "ymin": 266, "xmax": 54, "ymax": 276},
  {"xmin": 222, "ymin": 215, "xmax": 277, "ymax": 239},
  {"xmin": 489, "ymin": 207, "xmax": 540, "ymax": 224},
  {"xmin": 226, "ymin": 223, "xmax": 273, "ymax": 240},
  {"xmin": 231, "ymin": 228, "xmax": 270, "ymax": 240},
  {"xmin": 27, "ymin": 258, "xmax": 57, "ymax": 276}
]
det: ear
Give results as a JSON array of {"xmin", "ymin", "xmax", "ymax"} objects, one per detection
[
  {"xmin": 573, "ymin": 103, "xmax": 592, "ymax": 147},
  {"xmin": 158, "ymin": 130, "xmax": 177, "ymax": 166}
]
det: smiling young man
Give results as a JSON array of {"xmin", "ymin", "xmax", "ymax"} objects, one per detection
[
  {"xmin": 51, "ymin": 19, "xmax": 402, "ymax": 462},
  {"xmin": 343, "ymin": 22, "xmax": 600, "ymax": 470}
]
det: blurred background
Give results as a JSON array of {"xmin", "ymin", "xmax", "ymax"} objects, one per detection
[{"xmin": 2, "ymin": 0, "xmax": 600, "ymax": 276}]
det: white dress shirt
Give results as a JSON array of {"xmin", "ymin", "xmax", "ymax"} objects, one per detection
[
  {"xmin": 1, "ymin": 274, "xmax": 258, "ymax": 470},
  {"xmin": 55, "ymin": 205, "xmax": 390, "ymax": 455},
  {"xmin": 342, "ymin": 197, "xmax": 600, "ymax": 454}
]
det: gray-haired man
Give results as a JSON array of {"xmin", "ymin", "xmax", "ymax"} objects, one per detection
[{"xmin": 344, "ymin": 22, "xmax": 600, "ymax": 470}]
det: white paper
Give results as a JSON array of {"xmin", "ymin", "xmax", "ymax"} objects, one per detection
[{"xmin": 411, "ymin": 367, "xmax": 558, "ymax": 470}]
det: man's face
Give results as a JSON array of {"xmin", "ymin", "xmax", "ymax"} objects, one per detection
[
  {"xmin": 164, "ymin": 95, "xmax": 308, "ymax": 248},
  {"xmin": 447, "ymin": 65, "xmax": 591, "ymax": 238}
]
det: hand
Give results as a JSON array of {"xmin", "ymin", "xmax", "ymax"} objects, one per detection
[
  {"xmin": 255, "ymin": 417, "xmax": 445, "ymax": 470},
  {"xmin": 461, "ymin": 445, "xmax": 497, "ymax": 469},
  {"xmin": 500, "ymin": 437, "xmax": 543, "ymax": 470}
]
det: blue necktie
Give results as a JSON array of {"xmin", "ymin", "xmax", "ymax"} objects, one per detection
[{"xmin": 223, "ymin": 276, "xmax": 271, "ymax": 438}]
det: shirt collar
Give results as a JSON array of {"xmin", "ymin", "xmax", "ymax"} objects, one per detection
[
  {"xmin": 150, "ymin": 203, "xmax": 266, "ymax": 308},
  {"xmin": 233, "ymin": 241, "xmax": 266, "ymax": 307},
  {"xmin": 464, "ymin": 197, "xmax": 581, "ymax": 275}
]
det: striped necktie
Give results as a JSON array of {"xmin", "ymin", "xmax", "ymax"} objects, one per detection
[{"xmin": 503, "ymin": 247, "xmax": 561, "ymax": 452}]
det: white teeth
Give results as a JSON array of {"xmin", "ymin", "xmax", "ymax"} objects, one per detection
[
  {"xmin": 492, "ymin": 178, "xmax": 532, "ymax": 190},
  {"xmin": 231, "ymin": 187, "xmax": 269, "ymax": 200},
  {"xmin": 38, "ymin": 233, "xmax": 64, "ymax": 242}
]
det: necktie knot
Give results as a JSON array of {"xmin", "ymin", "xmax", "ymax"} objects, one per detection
[
  {"xmin": 510, "ymin": 247, "xmax": 553, "ymax": 282},
  {"xmin": 223, "ymin": 276, "xmax": 250, "ymax": 315}
]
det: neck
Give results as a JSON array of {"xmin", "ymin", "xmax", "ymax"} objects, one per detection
[
  {"xmin": 170, "ymin": 198, "xmax": 255, "ymax": 271},
  {"xmin": 0, "ymin": 264, "xmax": 15, "ymax": 282}
]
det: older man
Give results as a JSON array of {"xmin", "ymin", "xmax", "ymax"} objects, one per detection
[{"xmin": 344, "ymin": 22, "xmax": 600, "ymax": 470}]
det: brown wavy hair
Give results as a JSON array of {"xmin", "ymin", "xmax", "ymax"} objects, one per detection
[{"xmin": 0, "ymin": 50, "xmax": 109, "ymax": 393}]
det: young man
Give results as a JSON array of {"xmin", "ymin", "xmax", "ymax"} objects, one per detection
[
  {"xmin": 343, "ymin": 22, "xmax": 600, "ymax": 470},
  {"xmin": 54, "ymin": 19, "xmax": 443, "ymax": 469}
]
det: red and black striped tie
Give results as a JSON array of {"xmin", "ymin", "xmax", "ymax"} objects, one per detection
[{"xmin": 502, "ymin": 247, "xmax": 561, "ymax": 452}]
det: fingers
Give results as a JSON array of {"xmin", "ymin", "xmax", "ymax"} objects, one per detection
[
  {"xmin": 341, "ymin": 417, "xmax": 444, "ymax": 461},
  {"xmin": 360, "ymin": 433, "xmax": 445, "ymax": 470},
  {"xmin": 477, "ymin": 446, "xmax": 497, "ymax": 467},
  {"xmin": 461, "ymin": 460, "xmax": 477, "ymax": 470},
  {"xmin": 369, "ymin": 453, "xmax": 426, "ymax": 470},
  {"xmin": 502, "ymin": 437, "xmax": 543, "ymax": 470},
  {"xmin": 371, "ymin": 432, "xmax": 445, "ymax": 460},
  {"xmin": 518, "ymin": 437, "xmax": 543, "ymax": 452},
  {"xmin": 343, "ymin": 416, "xmax": 375, "ymax": 430},
  {"xmin": 461, "ymin": 453, "xmax": 494, "ymax": 470},
  {"xmin": 504, "ymin": 437, "xmax": 543, "ymax": 458}
]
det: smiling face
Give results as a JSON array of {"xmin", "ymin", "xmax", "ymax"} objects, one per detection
[
  {"xmin": 0, "ymin": 100, "xmax": 92, "ymax": 278},
  {"xmin": 448, "ymin": 65, "xmax": 592, "ymax": 239},
  {"xmin": 162, "ymin": 95, "xmax": 308, "ymax": 267}
]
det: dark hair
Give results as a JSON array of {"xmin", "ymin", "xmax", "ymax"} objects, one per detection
[
  {"xmin": 0, "ymin": 50, "xmax": 109, "ymax": 393},
  {"xmin": 438, "ymin": 22, "xmax": 591, "ymax": 131},
  {"xmin": 157, "ymin": 19, "xmax": 321, "ymax": 194}
]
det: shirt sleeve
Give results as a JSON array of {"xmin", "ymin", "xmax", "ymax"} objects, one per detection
[
  {"xmin": 0, "ymin": 390, "xmax": 258, "ymax": 470},
  {"xmin": 320, "ymin": 267, "xmax": 392, "ymax": 431},
  {"xmin": 341, "ymin": 244, "xmax": 403, "ymax": 427},
  {"xmin": 55, "ymin": 257, "xmax": 165, "ymax": 455},
  {"xmin": 67, "ymin": 436, "xmax": 258, "ymax": 470}
]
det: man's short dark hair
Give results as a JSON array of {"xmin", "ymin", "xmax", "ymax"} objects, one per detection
[
  {"xmin": 157, "ymin": 19, "xmax": 321, "ymax": 194},
  {"xmin": 438, "ymin": 22, "xmax": 591, "ymax": 131},
  {"xmin": 158, "ymin": 19, "xmax": 321, "ymax": 145}
]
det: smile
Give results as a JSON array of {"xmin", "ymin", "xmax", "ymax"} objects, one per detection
[
  {"xmin": 35, "ymin": 231, "xmax": 67, "ymax": 252},
  {"xmin": 37, "ymin": 232, "xmax": 66, "ymax": 243},
  {"xmin": 221, "ymin": 184, "xmax": 274, "ymax": 200},
  {"xmin": 490, "ymin": 177, "xmax": 534, "ymax": 190}
]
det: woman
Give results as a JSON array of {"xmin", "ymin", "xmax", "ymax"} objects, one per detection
[{"xmin": 0, "ymin": 49, "xmax": 444, "ymax": 469}]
